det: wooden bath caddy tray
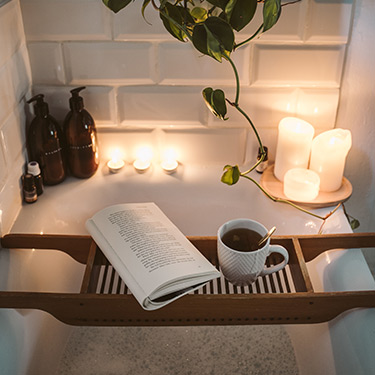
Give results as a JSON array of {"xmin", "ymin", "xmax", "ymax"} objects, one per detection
[{"xmin": 1, "ymin": 233, "xmax": 375, "ymax": 326}]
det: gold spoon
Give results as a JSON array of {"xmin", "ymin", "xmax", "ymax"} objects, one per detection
[{"xmin": 258, "ymin": 226, "xmax": 276, "ymax": 248}]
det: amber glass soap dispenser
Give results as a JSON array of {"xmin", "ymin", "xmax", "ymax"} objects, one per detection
[
  {"xmin": 64, "ymin": 87, "xmax": 99, "ymax": 178},
  {"xmin": 26, "ymin": 94, "xmax": 67, "ymax": 185}
]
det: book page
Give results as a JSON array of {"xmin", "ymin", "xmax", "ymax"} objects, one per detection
[
  {"xmin": 90, "ymin": 203, "xmax": 217, "ymax": 295},
  {"xmin": 108, "ymin": 208, "xmax": 195, "ymax": 273}
]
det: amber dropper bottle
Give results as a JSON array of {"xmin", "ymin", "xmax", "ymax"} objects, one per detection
[
  {"xmin": 22, "ymin": 174, "xmax": 37, "ymax": 203},
  {"xmin": 27, "ymin": 161, "xmax": 44, "ymax": 195}
]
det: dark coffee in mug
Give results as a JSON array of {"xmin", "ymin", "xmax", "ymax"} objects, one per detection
[{"xmin": 221, "ymin": 228, "xmax": 263, "ymax": 252}]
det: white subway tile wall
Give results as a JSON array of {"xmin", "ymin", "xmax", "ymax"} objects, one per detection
[
  {"xmin": 64, "ymin": 41, "xmax": 157, "ymax": 85},
  {"xmin": 32, "ymin": 84, "xmax": 117, "ymax": 124},
  {"xmin": 305, "ymin": 0, "xmax": 353, "ymax": 42},
  {"xmin": 27, "ymin": 42, "xmax": 66, "ymax": 84},
  {"xmin": 158, "ymin": 42, "xmax": 251, "ymax": 86},
  {"xmin": 238, "ymin": 0, "xmax": 308, "ymax": 41},
  {"xmin": 296, "ymin": 88, "xmax": 340, "ymax": 129},
  {"xmin": 2, "ymin": 107, "xmax": 26, "ymax": 165},
  {"xmin": 0, "ymin": 0, "xmax": 31, "ymax": 235},
  {"xmin": 19, "ymin": 0, "xmax": 353, "ymax": 142},
  {"xmin": 8, "ymin": 45, "xmax": 31, "ymax": 100},
  {"xmin": 162, "ymin": 128, "xmax": 247, "ymax": 165},
  {"xmin": 20, "ymin": 0, "xmax": 112, "ymax": 41},
  {"xmin": 117, "ymin": 86, "xmax": 208, "ymax": 127},
  {"xmin": 113, "ymin": 1, "xmax": 170, "ymax": 41},
  {"xmin": 0, "ymin": 0, "xmax": 25, "ymax": 66},
  {"xmin": 251, "ymin": 44, "xmax": 346, "ymax": 88},
  {"xmin": 0, "ymin": 0, "xmax": 355, "ymax": 233},
  {"xmin": 0, "ymin": 0, "xmax": 359, "ymax": 238}
]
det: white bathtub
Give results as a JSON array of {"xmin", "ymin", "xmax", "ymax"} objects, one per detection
[{"xmin": 1, "ymin": 164, "xmax": 374, "ymax": 375}]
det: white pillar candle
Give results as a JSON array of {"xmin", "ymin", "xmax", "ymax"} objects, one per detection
[
  {"xmin": 309, "ymin": 129, "xmax": 351, "ymax": 192},
  {"xmin": 274, "ymin": 117, "xmax": 315, "ymax": 182},
  {"xmin": 284, "ymin": 168, "xmax": 320, "ymax": 202}
]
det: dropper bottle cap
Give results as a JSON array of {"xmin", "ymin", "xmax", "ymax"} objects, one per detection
[
  {"xmin": 27, "ymin": 161, "xmax": 41, "ymax": 176},
  {"xmin": 69, "ymin": 86, "xmax": 86, "ymax": 111}
]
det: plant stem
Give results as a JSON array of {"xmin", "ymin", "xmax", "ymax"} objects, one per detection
[
  {"xmin": 235, "ymin": 24, "xmax": 263, "ymax": 50},
  {"xmin": 317, "ymin": 203, "xmax": 342, "ymax": 234},
  {"xmin": 282, "ymin": 0, "xmax": 302, "ymax": 7},
  {"xmin": 224, "ymin": 54, "xmax": 240, "ymax": 105},
  {"xmin": 235, "ymin": 105, "xmax": 265, "ymax": 174},
  {"xmin": 224, "ymin": 54, "xmax": 265, "ymax": 174},
  {"xmin": 241, "ymin": 174, "xmax": 341, "ymax": 222},
  {"xmin": 234, "ymin": 0, "xmax": 301, "ymax": 50}
]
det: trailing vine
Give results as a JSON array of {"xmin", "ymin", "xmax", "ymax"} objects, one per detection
[{"xmin": 102, "ymin": 0, "xmax": 358, "ymax": 229}]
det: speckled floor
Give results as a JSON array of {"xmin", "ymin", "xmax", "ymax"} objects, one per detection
[{"xmin": 56, "ymin": 325, "xmax": 298, "ymax": 375}]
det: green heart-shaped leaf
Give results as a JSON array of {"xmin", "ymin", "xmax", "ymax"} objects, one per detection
[
  {"xmin": 205, "ymin": 17, "xmax": 234, "ymax": 52},
  {"xmin": 350, "ymin": 218, "xmax": 360, "ymax": 230},
  {"xmin": 192, "ymin": 16, "xmax": 234, "ymax": 61},
  {"xmin": 192, "ymin": 24, "xmax": 208, "ymax": 55},
  {"xmin": 212, "ymin": 89, "xmax": 227, "ymax": 119},
  {"xmin": 263, "ymin": 0, "xmax": 281, "ymax": 32},
  {"xmin": 205, "ymin": 25, "xmax": 223, "ymax": 62},
  {"xmin": 202, "ymin": 87, "xmax": 218, "ymax": 116},
  {"xmin": 221, "ymin": 165, "xmax": 240, "ymax": 185},
  {"xmin": 202, "ymin": 87, "xmax": 228, "ymax": 120},
  {"xmin": 160, "ymin": 3, "xmax": 194, "ymax": 42},
  {"xmin": 227, "ymin": 0, "xmax": 257, "ymax": 32},
  {"xmin": 102, "ymin": 0, "xmax": 132, "ymax": 13}
]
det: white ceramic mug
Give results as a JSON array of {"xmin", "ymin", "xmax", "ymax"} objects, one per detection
[{"xmin": 217, "ymin": 219, "xmax": 289, "ymax": 286}]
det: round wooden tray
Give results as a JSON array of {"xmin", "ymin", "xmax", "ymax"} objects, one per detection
[{"xmin": 260, "ymin": 165, "xmax": 352, "ymax": 208}]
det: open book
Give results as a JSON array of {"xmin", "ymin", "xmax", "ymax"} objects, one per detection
[{"xmin": 86, "ymin": 202, "xmax": 220, "ymax": 310}]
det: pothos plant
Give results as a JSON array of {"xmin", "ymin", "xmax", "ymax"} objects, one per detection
[{"xmin": 102, "ymin": 0, "xmax": 359, "ymax": 230}]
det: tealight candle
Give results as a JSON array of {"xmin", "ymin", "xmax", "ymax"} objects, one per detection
[
  {"xmin": 107, "ymin": 150, "xmax": 125, "ymax": 173},
  {"xmin": 133, "ymin": 147, "xmax": 153, "ymax": 173},
  {"xmin": 133, "ymin": 158, "xmax": 151, "ymax": 173},
  {"xmin": 284, "ymin": 168, "xmax": 320, "ymax": 202},
  {"xmin": 274, "ymin": 117, "xmax": 315, "ymax": 182},
  {"xmin": 161, "ymin": 148, "xmax": 178, "ymax": 174},
  {"xmin": 161, "ymin": 159, "xmax": 178, "ymax": 174},
  {"xmin": 107, "ymin": 158, "xmax": 125, "ymax": 173},
  {"xmin": 309, "ymin": 129, "xmax": 352, "ymax": 192}
]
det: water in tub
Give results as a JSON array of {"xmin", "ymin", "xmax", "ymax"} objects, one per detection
[{"xmin": 2, "ymin": 165, "xmax": 374, "ymax": 375}]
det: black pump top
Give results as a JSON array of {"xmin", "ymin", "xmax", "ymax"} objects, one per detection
[
  {"xmin": 69, "ymin": 86, "xmax": 86, "ymax": 111},
  {"xmin": 27, "ymin": 94, "xmax": 49, "ymax": 117}
]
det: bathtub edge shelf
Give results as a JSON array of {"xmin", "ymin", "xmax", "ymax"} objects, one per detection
[{"xmin": 1, "ymin": 232, "xmax": 375, "ymax": 326}]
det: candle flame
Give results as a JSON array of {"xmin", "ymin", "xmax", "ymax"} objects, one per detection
[
  {"xmin": 163, "ymin": 148, "xmax": 177, "ymax": 162},
  {"xmin": 110, "ymin": 148, "xmax": 123, "ymax": 163},
  {"xmin": 136, "ymin": 146, "xmax": 153, "ymax": 162}
]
